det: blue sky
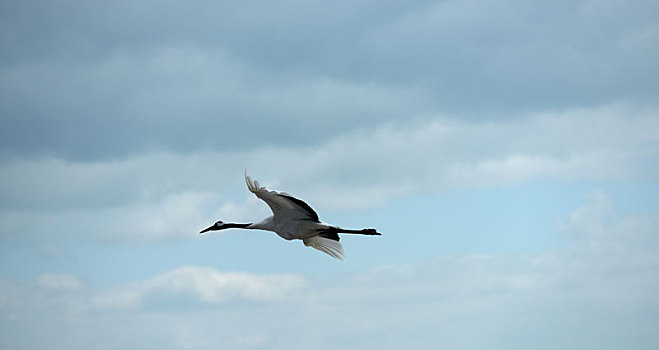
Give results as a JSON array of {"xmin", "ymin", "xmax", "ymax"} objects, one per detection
[{"xmin": 1, "ymin": 0, "xmax": 659, "ymax": 349}]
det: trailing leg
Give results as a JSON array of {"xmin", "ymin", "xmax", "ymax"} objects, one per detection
[{"xmin": 333, "ymin": 228, "xmax": 381, "ymax": 236}]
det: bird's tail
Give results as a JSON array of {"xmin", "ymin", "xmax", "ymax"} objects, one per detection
[{"xmin": 303, "ymin": 236, "xmax": 345, "ymax": 260}]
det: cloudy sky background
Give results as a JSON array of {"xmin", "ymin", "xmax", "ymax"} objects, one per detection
[{"xmin": 1, "ymin": 0, "xmax": 659, "ymax": 349}]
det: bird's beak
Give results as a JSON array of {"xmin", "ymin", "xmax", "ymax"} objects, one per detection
[{"xmin": 200, "ymin": 226, "xmax": 215, "ymax": 234}]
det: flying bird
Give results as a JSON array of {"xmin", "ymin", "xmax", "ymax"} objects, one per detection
[{"xmin": 200, "ymin": 171, "xmax": 381, "ymax": 260}]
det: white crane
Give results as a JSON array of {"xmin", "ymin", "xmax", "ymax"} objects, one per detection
[{"xmin": 200, "ymin": 171, "xmax": 381, "ymax": 260}]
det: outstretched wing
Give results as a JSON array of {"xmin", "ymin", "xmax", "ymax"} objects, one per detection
[
  {"xmin": 303, "ymin": 236, "xmax": 345, "ymax": 260},
  {"xmin": 245, "ymin": 170, "xmax": 319, "ymax": 222}
]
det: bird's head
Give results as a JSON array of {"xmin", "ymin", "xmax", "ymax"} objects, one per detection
[{"xmin": 200, "ymin": 220, "xmax": 227, "ymax": 234}]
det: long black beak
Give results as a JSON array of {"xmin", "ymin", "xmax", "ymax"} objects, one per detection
[{"xmin": 200, "ymin": 226, "xmax": 215, "ymax": 234}]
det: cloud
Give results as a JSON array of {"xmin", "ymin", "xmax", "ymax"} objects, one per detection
[
  {"xmin": 0, "ymin": 273, "xmax": 86, "ymax": 325},
  {"xmin": 36, "ymin": 273, "xmax": 82, "ymax": 291},
  {"xmin": 0, "ymin": 191, "xmax": 222, "ymax": 245},
  {"xmin": 0, "ymin": 42, "xmax": 431, "ymax": 160},
  {"xmin": 365, "ymin": 0, "xmax": 659, "ymax": 107},
  {"xmin": 1, "ymin": 0, "xmax": 657, "ymax": 160},
  {"xmin": 91, "ymin": 266, "xmax": 306, "ymax": 310},
  {"xmin": 1, "ymin": 101, "xmax": 658, "ymax": 244},
  {"xmin": 2, "ymin": 191, "xmax": 658, "ymax": 349},
  {"xmin": 560, "ymin": 189, "xmax": 659, "ymax": 254},
  {"xmin": 561, "ymin": 189, "xmax": 613, "ymax": 237},
  {"xmin": 1, "ymin": 1, "xmax": 657, "ymax": 348},
  {"xmin": 0, "ymin": 268, "xmax": 304, "ymax": 349}
]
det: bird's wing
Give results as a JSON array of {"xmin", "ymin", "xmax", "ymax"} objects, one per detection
[
  {"xmin": 303, "ymin": 236, "xmax": 345, "ymax": 260},
  {"xmin": 245, "ymin": 170, "xmax": 319, "ymax": 222}
]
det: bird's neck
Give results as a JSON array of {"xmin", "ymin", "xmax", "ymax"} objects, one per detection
[
  {"xmin": 246, "ymin": 217, "xmax": 276, "ymax": 232},
  {"xmin": 225, "ymin": 223, "xmax": 252, "ymax": 229}
]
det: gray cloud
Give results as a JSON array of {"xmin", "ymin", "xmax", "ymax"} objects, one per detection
[
  {"xmin": 0, "ymin": 45, "xmax": 431, "ymax": 160},
  {"xmin": 1, "ymin": 102, "xmax": 657, "ymax": 245},
  {"xmin": 364, "ymin": 0, "xmax": 659, "ymax": 105},
  {"xmin": 2, "ymin": 0, "xmax": 657, "ymax": 160},
  {"xmin": 1, "ymin": 3, "xmax": 657, "ymax": 347}
]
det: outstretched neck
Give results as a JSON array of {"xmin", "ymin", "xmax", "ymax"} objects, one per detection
[
  {"xmin": 246, "ymin": 217, "xmax": 276, "ymax": 232},
  {"xmin": 225, "ymin": 223, "xmax": 253, "ymax": 229}
]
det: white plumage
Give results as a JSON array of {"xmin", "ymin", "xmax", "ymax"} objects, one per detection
[{"xmin": 200, "ymin": 170, "xmax": 381, "ymax": 260}]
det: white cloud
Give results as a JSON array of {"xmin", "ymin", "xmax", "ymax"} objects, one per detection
[
  {"xmin": 250, "ymin": 101, "xmax": 659, "ymax": 206},
  {"xmin": 36, "ymin": 273, "xmax": 82, "ymax": 291},
  {"xmin": 91, "ymin": 266, "xmax": 306, "ymax": 310},
  {"xmin": 560, "ymin": 189, "xmax": 659, "ymax": 255},
  {"xmin": 561, "ymin": 189, "xmax": 613, "ymax": 237},
  {"xmin": 104, "ymin": 192, "xmax": 220, "ymax": 243},
  {"xmin": 0, "ymin": 190, "xmax": 220, "ymax": 245},
  {"xmin": 1, "ymin": 101, "xmax": 658, "ymax": 244},
  {"xmin": 2, "ymin": 191, "xmax": 658, "ymax": 349},
  {"xmin": 1, "ymin": 1, "xmax": 658, "ymax": 348}
]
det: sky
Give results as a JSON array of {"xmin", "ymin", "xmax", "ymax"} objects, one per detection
[{"xmin": 1, "ymin": 0, "xmax": 659, "ymax": 349}]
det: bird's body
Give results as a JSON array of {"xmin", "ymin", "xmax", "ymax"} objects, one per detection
[{"xmin": 200, "ymin": 171, "xmax": 381, "ymax": 260}]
